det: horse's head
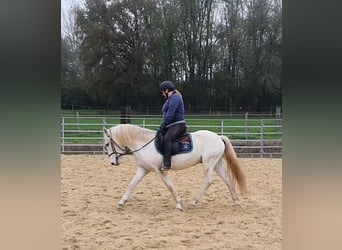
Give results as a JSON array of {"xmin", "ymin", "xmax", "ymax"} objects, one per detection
[
  {"xmin": 104, "ymin": 125, "xmax": 146, "ymax": 166},
  {"xmin": 103, "ymin": 127, "xmax": 125, "ymax": 166}
]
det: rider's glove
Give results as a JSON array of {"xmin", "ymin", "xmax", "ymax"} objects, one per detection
[{"xmin": 158, "ymin": 123, "xmax": 167, "ymax": 135}]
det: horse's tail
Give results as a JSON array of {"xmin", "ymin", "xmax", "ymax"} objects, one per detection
[{"xmin": 221, "ymin": 135, "xmax": 247, "ymax": 193}]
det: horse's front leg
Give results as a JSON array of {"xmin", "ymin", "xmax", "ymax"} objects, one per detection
[
  {"xmin": 118, "ymin": 166, "xmax": 148, "ymax": 208},
  {"xmin": 158, "ymin": 172, "xmax": 183, "ymax": 211}
]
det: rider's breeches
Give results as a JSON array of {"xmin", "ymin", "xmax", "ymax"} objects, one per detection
[{"xmin": 163, "ymin": 123, "xmax": 186, "ymax": 167}]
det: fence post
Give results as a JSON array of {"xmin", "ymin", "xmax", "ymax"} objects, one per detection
[
  {"xmin": 142, "ymin": 119, "xmax": 145, "ymax": 128},
  {"xmin": 275, "ymin": 106, "xmax": 281, "ymax": 132},
  {"xmin": 244, "ymin": 112, "xmax": 248, "ymax": 140},
  {"xmin": 120, "ymin": 105, "xmax": 131, "ymax": 124},
  {"xmin": 220, "ymin": 120, "xmax": 224, "ymax": 135},
  {"xmin": 61, "ymin": 117, "xmax": 65, "ymax": 153},
  {"xmin": 260, "ymin": 119, "xmax": 264, "ymax": 158},
  {"xmin": 76, "ymin": 111, "xmax": 80, "ymax": 132},
  {"xmin": 102, "ymin": 117, "xmax": 106, "ymax": 154}
]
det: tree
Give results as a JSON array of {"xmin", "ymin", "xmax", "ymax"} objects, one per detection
[
  {"xmin": 64, "ymin": 0, "xmax": 282, "ymax": 112},
  {"xmin": 239, "ymin": 0, "xmax": 281, "ymax": 109},
  {"xmin": 213, "ymin": 0, "xmax": 245, "ymax": 110},
  {"xmin": 61, "ymin": 37, "xmax": 87, "ymax": 109},
  {"xmin": 76, "ymin": 0, "xmax": 166, "ymax": 109},
  {"xmin": 61, "ymin": 2, "xmax": 88, "ymax": 109}
]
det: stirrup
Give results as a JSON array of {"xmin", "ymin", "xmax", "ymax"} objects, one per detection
[{"xmin": 159, "ymin": 164, "xmax": 171, "ymax": 172}]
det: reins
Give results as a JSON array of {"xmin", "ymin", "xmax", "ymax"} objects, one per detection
[{"xmin": 108, "ymin": 130, "xmax": 157, "ymax": 158}]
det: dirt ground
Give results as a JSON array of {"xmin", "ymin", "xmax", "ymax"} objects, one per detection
[{"xmin": 61, "ymin": 155, "xmax": 282, "ymax": 249}]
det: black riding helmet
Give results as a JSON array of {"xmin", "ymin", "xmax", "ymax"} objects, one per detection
[{"xmin": 159, "ymin": 81, "xmax": 175, "ymax": 92}]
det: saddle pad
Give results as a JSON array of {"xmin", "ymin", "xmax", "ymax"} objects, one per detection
[{"xmin": 154, "ymin": 133, "xmax": 193, "ymax": 155}]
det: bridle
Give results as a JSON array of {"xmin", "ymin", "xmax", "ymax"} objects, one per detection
[
  {"xmin": 107, "ymin": 136, "xmax": 128, "ymax": 158},
  {"xmin": 106, "ymin": 130, "xmax": 157, "ymax": 163}
]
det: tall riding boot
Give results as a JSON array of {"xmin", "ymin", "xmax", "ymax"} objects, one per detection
[{"xmin": 160, "ymin": 141, "xmax": 172, "ymax": 171}]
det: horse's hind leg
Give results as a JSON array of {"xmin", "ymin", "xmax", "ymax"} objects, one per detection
[
  {"xmin": 189, "ymin": 159, "xmax": 215, "ymax": 208},
  {"xmin": 214, "ymin": 160, "xmax": 241, "ymax": 207},
  {"xmin": 118, "ymin": 166, "xmax": 149, "ymax": 207}
]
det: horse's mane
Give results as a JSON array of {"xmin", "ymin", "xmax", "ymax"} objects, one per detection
[{"xmin": 111, "ymin": 124, "xmax": 155, "ymax": 145}]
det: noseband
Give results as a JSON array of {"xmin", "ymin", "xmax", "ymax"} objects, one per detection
[{"xmin": 108, "ymin": 137, "xmax": 131, "ymax": 159}]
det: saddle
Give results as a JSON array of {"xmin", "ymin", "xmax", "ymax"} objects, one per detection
[{"xmin": 155, "ymin": 132, "xmax": 193, "ymax": 155}]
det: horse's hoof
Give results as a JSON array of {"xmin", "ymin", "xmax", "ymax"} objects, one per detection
[
  {"xmin": 188, "ymin": 201, "xmax": 197, "ymax": 209},
  {"xmin": 117, "ymin": 203, "xmax": 125, "ymax": 210},
  {"xmin": 176, "ymin": 203, "xmax": 183, "ymax": 212},
  {"xmin": 234, "ymin": 203, "xmax": 244, "ymax": 210}
]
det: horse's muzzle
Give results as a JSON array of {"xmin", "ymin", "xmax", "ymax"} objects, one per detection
[{"xmin": 111, "ymin": 162, "xmax": 119, "ymax": 166}]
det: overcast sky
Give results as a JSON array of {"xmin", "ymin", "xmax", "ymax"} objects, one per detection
[
  {"xmin": 61, "ymin": 0, "xmax": 81, "ymax": 13},
  {"xmin": 61, "ymin": 0, "xmax": 84, "ymax": 37}
]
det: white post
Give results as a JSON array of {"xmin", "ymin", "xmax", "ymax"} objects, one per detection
[
  {"xmin": 276, "ymin": 106, "xmax": 281, "ymax": 132},
  {"xmin": 220, "ymin": 120, "xmax": 224, "ymax": 135},
  {"xmin": 76, "ymin": 111, "xmax": 80, "ymax": 132},
  {"xmin": 61, "ymin": 117, "xmax": 65, "ymax": 153},
  {"xmin": 102, "ymin": 117, "xmax": 106, "ymax": 154},
  {"xmin": 260, "ymin": 119, "xmax": 264, "ymax": 158},
  {"xmin": 244, "ymin": 112, "xmax": 248, "ymax": 140}
]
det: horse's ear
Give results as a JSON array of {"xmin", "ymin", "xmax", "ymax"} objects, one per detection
[{"xmin": 104, "ymin": 128, "xmax": 109, "ymax": 136}]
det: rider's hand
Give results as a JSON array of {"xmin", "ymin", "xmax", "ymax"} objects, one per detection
[{"xmin": 158, "ymin": 123, "xmax": 167, "ymax": 135}]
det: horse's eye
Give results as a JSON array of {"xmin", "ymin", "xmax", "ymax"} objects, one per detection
[{"xmin": 105, "ymin": 143, "xmax": 109, "ymax": 147}]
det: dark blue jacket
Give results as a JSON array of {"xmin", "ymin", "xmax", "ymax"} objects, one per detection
[{"xmin": 162, "ymin": 92, "xmax": 185, "ymax": 126}]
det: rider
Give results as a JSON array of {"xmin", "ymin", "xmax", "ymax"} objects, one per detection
[{"xmin": 158, "ymin": 81, "xmax": 187, "ymax": 171}]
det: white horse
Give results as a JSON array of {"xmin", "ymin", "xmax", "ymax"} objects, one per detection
[{"xmin": 104, "ymin": 124, "xmax": 246, "ymax": 211}]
